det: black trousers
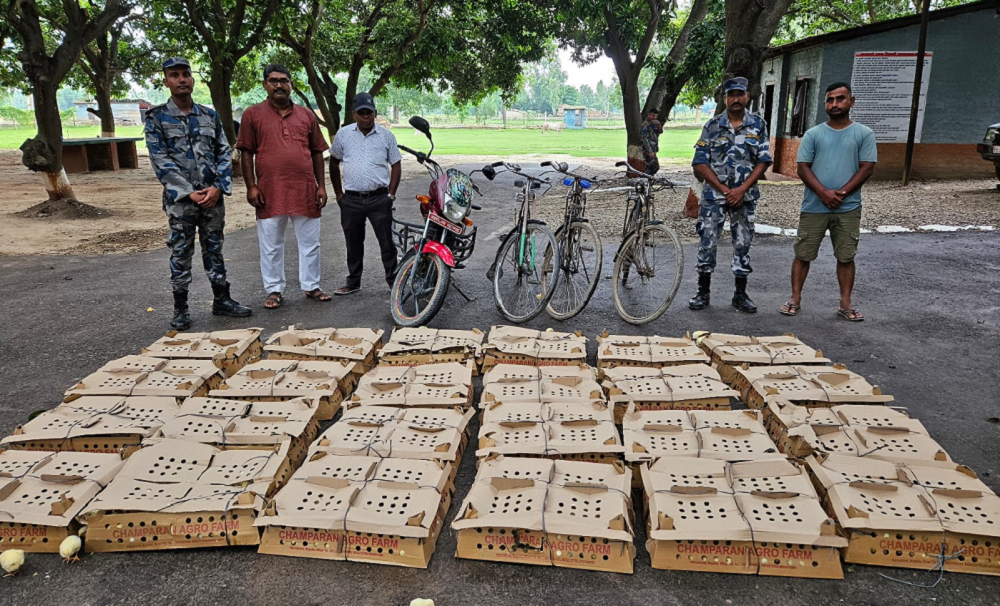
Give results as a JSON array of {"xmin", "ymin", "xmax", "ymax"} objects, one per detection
[{"xmin": 339, "ymin": 192, "xmax": 397, "ymax": 288}]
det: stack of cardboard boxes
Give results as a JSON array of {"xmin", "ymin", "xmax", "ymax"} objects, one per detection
[
  {"xmin": 453, "ymin": 328, "xmax": 636, "ymax": 573},
  {"xmin": 255, "ymin": 353, "xmax": 477, "ymax": 567},
  {"xmin": 1, "ymin": 324, "xmax": 997, "ymax": 579}
]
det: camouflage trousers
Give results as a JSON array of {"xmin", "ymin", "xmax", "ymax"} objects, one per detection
[
  {"xmin": 165, "ymin": 198, "xmax": 228, "ymax": 292},
  {"xmin": 695, "ymin": 202, "xmax": 755, "ymax": 276},
  {"xmin": 643, "ymin": 152, "xmax": 660, "ymax": 176}
]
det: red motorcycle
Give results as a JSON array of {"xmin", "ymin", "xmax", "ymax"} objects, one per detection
[{"xmin": 390, "ymin": 116, "xmax": 482, "ymax": 327}]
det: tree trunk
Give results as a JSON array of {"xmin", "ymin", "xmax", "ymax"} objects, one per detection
[
  {"xmin": 20, "ymin": 81, "xmax": 77, "ymax": 200},
  {"xmin": 343, "ymin": 56, "xmax": 364, "ymax": 126},
  {"xmin": 206, "ymin": 63, "xmax": 241, "ymax": 177},
  {"xmin": 622, "ymin": 81, "xmax": 646, "ymax": 172},
  {"xmin": 501, "ymin": 105, "xmax": 507, "ymax": 129},
  {"xmin": 93, "ymin": 81, "xmax": 115, "ymax": 137},
  {"xmin": 722, "ymin": 0, "xmax": 796, "ymax": 105}
]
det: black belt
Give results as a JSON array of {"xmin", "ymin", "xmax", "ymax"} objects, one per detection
[{"xmin": 345, "ymin": 187, "xmax": 388, "ymax": 198}]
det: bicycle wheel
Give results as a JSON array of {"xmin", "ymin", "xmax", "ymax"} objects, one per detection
[
  {"xmin": 493, "ymin": 223, "xmax": 561, "ymax": 323},
  {"xmin": 391, "ymin": 251, "xmax": 451, "ymax": 327},
  {"xmin": 612, "ymin": 223, "xmax": 683, "ymax": 325},
  {"xmin": 543, "ymin": 220, "xmax": 602, "ymax": 321}
]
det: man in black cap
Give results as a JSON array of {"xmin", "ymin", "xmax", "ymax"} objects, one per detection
[
  {"xmin": 689, "ymin": 76, "xmax": 772, "ymax": 313},
  {"xmin": 329, "ymin": 92, "xmax": 402, "ymax": 295}
]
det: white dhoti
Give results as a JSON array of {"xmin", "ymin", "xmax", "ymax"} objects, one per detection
[{"xmin": 256, "ymin": 215, "xmax": 322, "ymax": 293}]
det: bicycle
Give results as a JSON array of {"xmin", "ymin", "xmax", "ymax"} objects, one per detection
[
  {"xmin": 606, "ymin": 160, "xmax": 684, "ymax": 325},
  {"xmin": 482, "ymin": 161, "xmax": 561, "ymax": 323},
  {"xmin": 538, "ymin": 160, "xmax": 602, "ymax": 321}
]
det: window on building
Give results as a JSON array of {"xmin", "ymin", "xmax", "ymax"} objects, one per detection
[
  {"xmin": 763, "ymin": 84, "xmax": 775, "ymax": 134},
  {"xmin": 790, "ymin": 78, "xmax": 810, "ymax": 137}
]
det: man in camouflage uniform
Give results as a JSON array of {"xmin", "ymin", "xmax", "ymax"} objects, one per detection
[
  {"xmin": 145, "ymin": 57, "xmax": 252, "ymax": 330},
  {"xmin": 640, "ymin": 108, "xmax": 662, "ymax": 175},
  {"xmin": 689, "ymin": 77, "xmax": 772, "ymax": 313}
]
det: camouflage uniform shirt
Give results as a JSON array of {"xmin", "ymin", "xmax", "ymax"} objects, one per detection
[
  {"xmin": 692, "ymin": 111, "xmax": 771, "ymax": 204},
  {"xmin": 145, "ymin": 98, "xmax": 233, "ymax": 206},
  {"xmin": 144, "ymin": 98, "xmax": 233, "ymax": 292}
]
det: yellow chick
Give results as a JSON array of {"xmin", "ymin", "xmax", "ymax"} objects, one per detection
[
  {"xmin": 59, "ymin": 535, "xmax": 82, "ymax": 563},
  {"xmin": 410, "ymin": 600, "xmax": 435, "ymax": 606},
  {"xmin": 0, "ymin": 549, "xmax": 25, "ymax": 576}
]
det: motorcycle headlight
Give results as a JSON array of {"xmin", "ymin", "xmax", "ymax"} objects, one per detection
[{"xmin": 442, "ymin": 192, "xmax": 469, "ymax": 223}]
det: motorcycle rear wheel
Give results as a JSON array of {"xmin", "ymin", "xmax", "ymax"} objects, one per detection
[{"xmin": 391, "ymin": 251, "xmax": 451, "ymax": 327}]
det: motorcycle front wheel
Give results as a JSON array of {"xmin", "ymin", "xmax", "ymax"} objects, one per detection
[{"xmin": 390, "ymin": 251, "xmax": 451, "ymax": 327}]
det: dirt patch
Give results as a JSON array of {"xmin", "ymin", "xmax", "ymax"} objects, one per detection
[
  {"xmin": 73, "ymin": 228, "xmax": 168, "ymax": 255},
  {"xmin": 14, "ymin": 198, "xmax": 113, "ymax": 220}
]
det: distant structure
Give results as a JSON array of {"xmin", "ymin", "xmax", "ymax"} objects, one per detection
[
  {"xmin": 761, "ymin": 0, "xmax": 999, "ymax": 180},
  {"xmin": 72, "ymin": 99, "xmax": 153, "ymax": 126},
  {"xmin": 561, "ymin": 105, "xmax": 586, "ymax": 130}
]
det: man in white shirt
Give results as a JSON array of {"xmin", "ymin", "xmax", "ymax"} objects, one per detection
[{"xmin": 329, "ymin": 92, "xmax": 402, "ymax": 295}]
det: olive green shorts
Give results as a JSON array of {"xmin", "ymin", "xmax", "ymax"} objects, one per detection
[{"xmin": 794, "ymin": 207, "xmax": 862, "ymax": 263}]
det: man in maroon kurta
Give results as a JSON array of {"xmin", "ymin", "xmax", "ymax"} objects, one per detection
[{"xmin": 237, "ymin": 64, "xmax": 330, "ymax": 309}]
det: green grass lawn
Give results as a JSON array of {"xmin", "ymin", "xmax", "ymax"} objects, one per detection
[{"xmin": 0, "ymin": 123, "xmax": 701, "ymax": 160}]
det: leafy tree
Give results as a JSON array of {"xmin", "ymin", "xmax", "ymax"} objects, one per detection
[
  {"xmin": 577, "ymin": 84, "xmax": 597, "ymax": 109},
  {"xmin": 556, "ymin": 0, "xmax": 666, "ymax": 165},
  {"xmin": 149, "ymin": 0, "xmax": 285, "ymax": 155},
  {"xmin": 278, "ymin": 0, "xmax": 556, "ymax": 136},
  {"xmin": 644, "ymin": 0, "xmax": 718, "ymax": 120},
  {"xmin": 721, "ymin": 0, "xmax": 796, "ymax": 103},
  {"xmin": 778, "ymin": 0, "xmax": 970, "ymax": 40},
  {"xmin": 2, "ymin": 0, "xmax": 129, "ymax": 200},
  {"xmin": 67, "ymin": 8, "xmax": 164, "ymax": 136}
]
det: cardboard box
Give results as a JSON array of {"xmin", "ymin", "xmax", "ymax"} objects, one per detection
[
  {"xmin": 642, "ymin": 457, "xmax": 847, "ymax": 578},
  {"xmin": 81, "ymin": 439, "xmax": 294, "ymax": 552},
  {"xmin": 596, "ymin": 333, "xmax": 710, "ymax": 377},
  {"xmin": 141, "ymin": 328, "xmax": 264, "ymax": 378},
  {"xmin": 696, "ymin": 333, "xmax": 832, "ymax": 385},
  {"xmin": 808, "ymin": 454, "xmax": 1000, "ymax": 575},
  {"xmin": 603, "ymin": 365, "xmax": 739, "ymax": 423},
  {"xmin": 623, "ymin": 406, "xmax": 782, "ymax": 464},
  {"xmin": 481, "ymin": 326, "xmax": 587, "ymax": 372},
  {"xmin": 209, "ymin": 359, "xmax": 357, "ymax": 421},
  {"xmin": 256, "ymin": 455, "xmax": 454, "ymax": 567},
  {"xmin": 64, "ymin": 356, "xmax": 224, "ymax": 403},
  {"xmin": 481, "ymin": 364, "xmax": 604, "ymax": 406},
  {"xmin": 263, "ymin": 326, "xmax": 385, "ymax": 374},
  {"xmin": 730, "ymin": 364, "xmax": 893, "ymax": 410},
  {"xmin": 477, "ymin": 401, "xmax": 623, "ymax": 464},
  {"xmin": 0, "ymin": 450, "xmax": 124, "ymax": 552},
  {"xmin": 452, "ymin": 456, "xmax": 636, "ymax": 573},
  {"xmin": 1, "ymin": 395, "xmax": 181, "ymax": 455},
  {"xmin": 378, "ymin": 327, "xmax": 485, "ymax": 371},
  {"xmin": 764, "ymin": 400, "xmax": 951, "ymax": 465},
  {"xmin": 348, "ymin": 361, "xmax": 475, "ymax": 409},
  {"xmin": 148, "ymin": 396, "xmax": 322, "ymax": 468},
  {"xmin": 308, "ymin": 407, "xmax": 474, "ymax": 483}
]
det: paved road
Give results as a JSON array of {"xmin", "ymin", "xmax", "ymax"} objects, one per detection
[{"xmin": 1, "ymin": 165, "xmax": 998, "ymax": 605}]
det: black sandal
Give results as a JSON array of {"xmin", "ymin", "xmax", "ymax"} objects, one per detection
[{"xmin": 264, "ymin": 292, "xmax": 283, "ymax": 309}]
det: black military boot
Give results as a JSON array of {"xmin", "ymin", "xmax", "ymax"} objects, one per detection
[
  {"xmin": 211, "ymin": 283, "xmax": 253, "ymax": 317},
  {"xmin": 171, "ymin": 291, "xmax": 192, "ymax": 330},
  {"xmin": 688, "ymin": 273, "xmax": 711, "ymax": 310},
  {"xmin": 732, "ymin": 276, "xmax": 757, "ymax": 313}
]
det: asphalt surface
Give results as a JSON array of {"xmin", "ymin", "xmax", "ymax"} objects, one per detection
[{"xmin": 1, "ymin": 163, "xmax": 999, "ymax": 605}]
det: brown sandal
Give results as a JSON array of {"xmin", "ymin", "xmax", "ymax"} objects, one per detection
[
  {"xmin": 264, "ymin": 292, "xmax": 283, "ymax": 309},
  {"xmin": 838, "ymin": 308, "xmax": 864, "ymax": 322},
  {"xmin": 779, "ymin": 301, "xmax": 800, "ymax": 316},
  {"xmin": 305, "ymin": 288, "xmax": 332, "ymax": 302}
]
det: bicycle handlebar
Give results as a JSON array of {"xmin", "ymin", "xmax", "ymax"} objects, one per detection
[
  {"xmin": 541, "ymin": 160, "xmax": 597, "ymax": 183},
  {"xmin": 614, "ymin": 160, "xmax": 676, "ymax": 187}
]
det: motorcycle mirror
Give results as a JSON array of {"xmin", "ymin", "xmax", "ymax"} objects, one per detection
[
  {"xmin": 482, "ymin": 165, "xmax": 496, "ymax": 181},
  {"xmin": 558, "ymin": 162, "xmax": 569, "ymax": 173},
  {"xmin": 409, "ymin": 115, "xmax": 432, "ymax": 140}
]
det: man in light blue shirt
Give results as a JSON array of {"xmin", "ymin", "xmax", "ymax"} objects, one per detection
[{"xmin": 780, "ymin": 82, "xmax": 876, "ymax": 322}]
